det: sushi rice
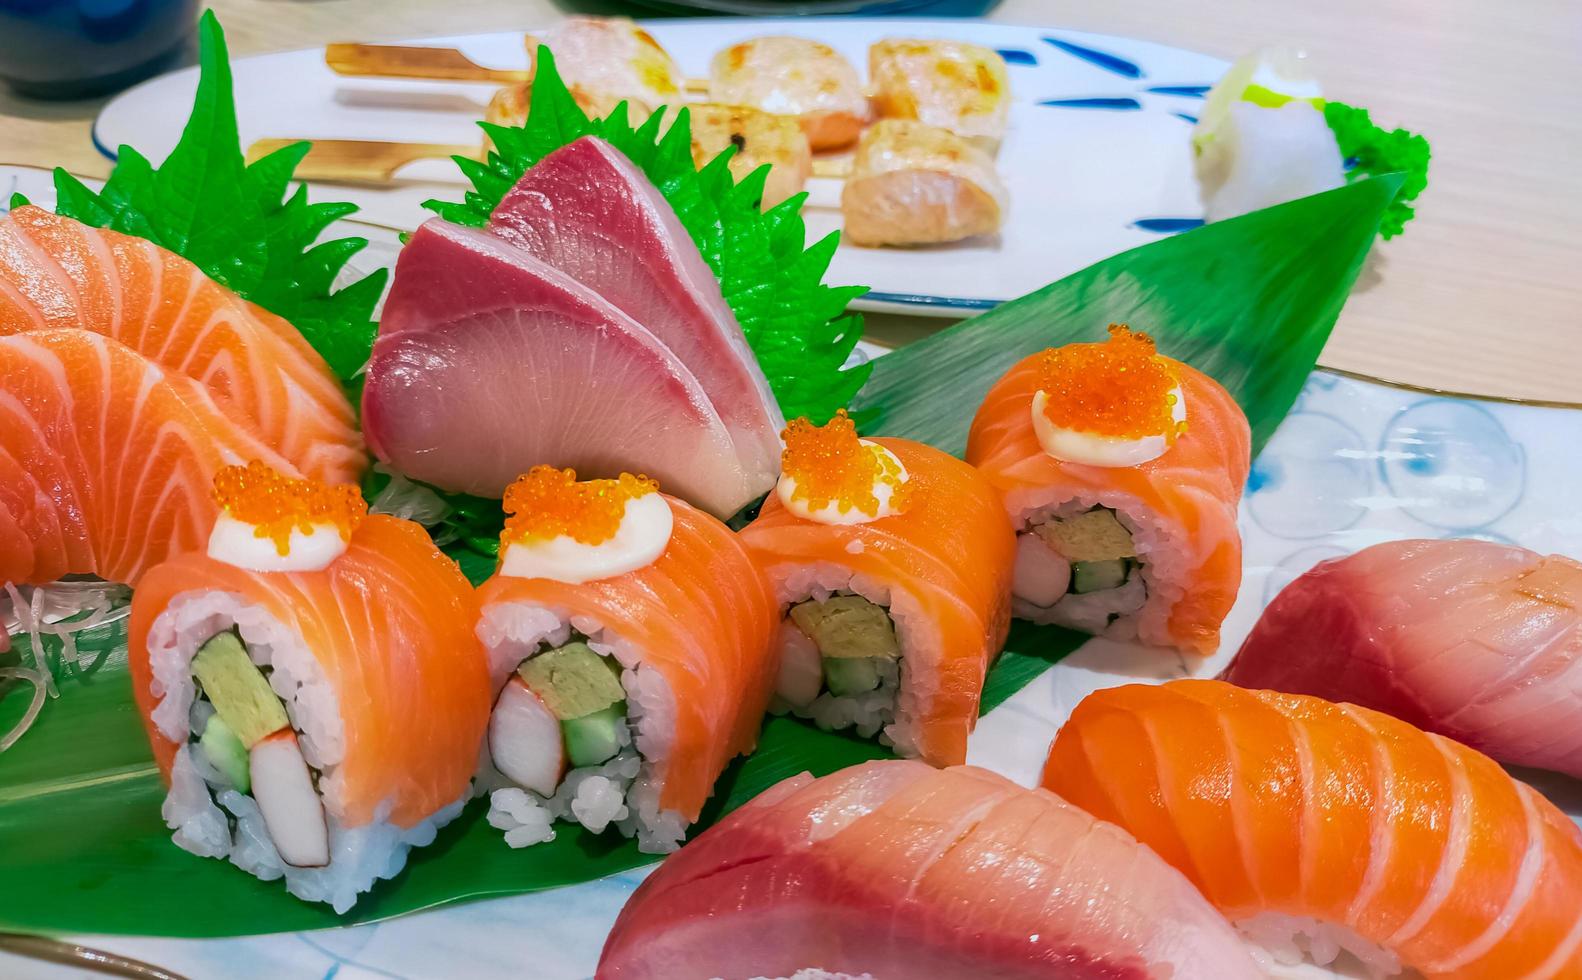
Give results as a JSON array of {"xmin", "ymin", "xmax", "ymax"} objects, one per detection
[
  {"xmin": 477, "ymin": 602, "xmax": 688, "ymax": 853},
  {"xmin": 146, "ymin": 591, "xmax": 466, "ymax": 913},
  {"xmin": 769, "ymin": 562, "xmax": 932, "ymax": 758},
  {"xmin": 1008, "ymin": 492, "xmax": 1188, "ymax": 641}
]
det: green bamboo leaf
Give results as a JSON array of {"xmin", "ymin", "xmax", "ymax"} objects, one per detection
[{"xmin": 0, "ymin": 175, "xmax": 1396, "ymax": 937}]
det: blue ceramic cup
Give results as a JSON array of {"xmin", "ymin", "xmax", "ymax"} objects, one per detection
[{"xmin": 0, "ymin": 0, "xmax": 199, "ymax": 99}]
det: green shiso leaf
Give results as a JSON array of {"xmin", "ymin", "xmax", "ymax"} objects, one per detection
[
  {"xmin": 1324, "ymin": 101, "xmax": 1430, "ymax": 239},
  {"xmin": 0, "ymin": 175, "xmax": 1396, "ymax": 938},
  {"xmin": 46, "ymin": 11, "xmax": 384, "ymax": 385},
  {"xmin": 423, "ymin": 47, "xmax": 869, "ymax": 424}
]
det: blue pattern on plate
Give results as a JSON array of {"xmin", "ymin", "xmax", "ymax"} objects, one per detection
[
  {"xmin": 1130, "ymin": 217, "xmax": 1205, "ymax": 233},
  {"xmin": 1143, "ymin": 84, "xmax": 1210, "ymax": 97},
  {"xmin": 996, "ymin": 48, "xmax": 1037, "ymax": 66},
  {"xmin": 1042, "ymin": 37, "xmax": 1143, "ymax": 79},
  {"xmin": 1038, "ymin": 96, "xmax": 1141, "ymax": 110},
  {"xmin": 1172, "ymin": 111, "xmax": 1199, "ymax": 124}
]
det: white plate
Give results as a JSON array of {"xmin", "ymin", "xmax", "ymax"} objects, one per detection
[
  {"xmin": 8, "ymin": 163, "xmax": 1581, "ymax": 977},
  {"xmin": 93, "ymin": 18, "xmax": 1225, "ymax": 316}
]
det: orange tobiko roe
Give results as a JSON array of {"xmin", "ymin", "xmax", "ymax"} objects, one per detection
[
  {"xmin": 501, "ymin": 465, "xmax": 658, "ymax": 548},
  {"xmin": 781, "ymin": 410, "xmax": 910, "ymax": 518},
  {"xmin": 212, "ymin": 460, "xmax": 367, "ymax": 556},
  {"xmin": 1036, "ymin": 324, "xmax": 1186, "ymax": 440}
]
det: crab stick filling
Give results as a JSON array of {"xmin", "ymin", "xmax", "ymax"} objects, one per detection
[
  {"xmin": 775, "ymin": 411, "xmax": 911, "ymax": 526},
  {"xmin": 207, "ymin": 461, "xmax": 366, "ymax": 573},
  {"xmin": 1030, "ymin": 325, "xmax": 1187, "ymax": 469},
  {"xmin": 497, "ymin": 466, "xmax": 672, "ymax": 584}
]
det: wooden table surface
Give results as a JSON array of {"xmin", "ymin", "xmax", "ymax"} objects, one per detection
[{"xmin": 3, "ymin": 0, "xmax": 1579, "ymax": 404}]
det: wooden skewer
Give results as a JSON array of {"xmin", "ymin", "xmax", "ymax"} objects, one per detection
[
  {"xmin": 245, "ymin": 138, "xmax": 482, "ymax": 184},
  {"xmin": 325, "ymin": 42, "xmax": 711, "ymax": 93}
]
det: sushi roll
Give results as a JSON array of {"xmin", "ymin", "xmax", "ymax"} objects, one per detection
[
  {"xmin": 738, "ymin": 412, "xmax": 1015, "ymax": 767},
  {"xmin": 966, "ymin": 325, "xmax": 1251, "ymax": 654},
  {"xmin": 1192, "ymin": 48, "xmax": 1344, "ymax": 223},
  {"xmin": 476, "ymin": 466, "xmax": 778, "ymax": 853},
  {"xmin": 128, "ymin": 462, "xmax": 491, "ymax": 912},
  {"xmin": 598, "ymin": 760, "xmax": 1265, "ymax": 979},
  {"xmin": 1044, "ymin": 680, "xmax": 1582, "ymax": 977},
  {"xmin": 708, "ymin": 36, "xmax": 869, "ymax": 151},
  {"xmin": 840, "ymin": 118, "xmax": 1007, "ymax": 247},
  {"xmin": 1226, "ymin": 537, "xmax": 1582, "ymax": 779},
  {"xmin": 868, "ymin": 38, "xmax": 1010, "ymax": 151}
]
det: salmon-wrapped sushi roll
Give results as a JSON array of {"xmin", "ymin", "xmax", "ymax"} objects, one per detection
[
  {"xmin": 739, "ymin": 412, "xmax": 1015, "ymax": 767},
  {"xmin": 840, "ymin": 118, "xmax": 1006, "ymax": 247},
  {"xmin": 708, "ymin": 36, "xmax": 869, "ymax": 151},
  {"xmin": 128, "ymin": 462, "xmax": 490, "ymax": 912},
  {"xmin": 869, "ymin": 38, "xmax": 1010, "ymax": 151},
  {"xmin": 966, "ymin": 325, "xmax": 1250, "ymax": 654},
  {"xmin": 477, "ymin": 467, "xmax": 778, "ymax": 853}
]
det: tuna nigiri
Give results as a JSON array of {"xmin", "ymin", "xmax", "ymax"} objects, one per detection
[
  {"xmin": 1044, "ymin": 680, "xmax": 1582, "ymax": 978},
  {"xmin": 967, "ymin": 326, "xmax": 1250, "ymax": 654},
  {"xmin": 739, "ymin": 413, "xmax": 1015, "ymax": 767},
  {"xmin": 0, "ymin": 206, "xmax": 365, "ymax": 485},
  {"xmin": 1226, "ymin": 537, "xmax": 1582, "ymax": 780},
  {"xmin": 0, "ymin": 330, "xmax": 298, "ymax": 587},
  {"xmin": 476, "ymin": 466, "xmax": 778, "ymax": 852},
  {"xmin": 598, "ymin": 760, "xmax": 1265, "ymax": 979},
  {"xmin": 129, "ymin": 463, "xmax": 490, "ymax": 911}
]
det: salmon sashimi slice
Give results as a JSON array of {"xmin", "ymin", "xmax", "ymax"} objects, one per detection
[
  {"xmin": 597, "ymin": 760, "xmax": 1265, "ymax": 980},
  {"xmin": 476, "ymin": 494, "xmax": 778, "ymax": 836},
  {"xmin": 488, "ymin": 136, "xmax": 785, "ymax": 484},
  {"xmin": 1225, "ymin": 537, "xmax": 1582, "ymax": 780},
  {"xmin": 0, "ymin": 206, "xmax": 365, "ymax": 485},
  {"xmin": 0, "ymin": 330, "xmax": 299, "ymax": 587},
  {"xmin": 966, "ymin": 345, "xmax": 1250, "ymax": 654},
  {"xmin": 1043, "ymin": 679, "xmax": 1582, "ymax": 979},
  {"xmin": 128, "ymin": 515, "xmax": 490, "ymax": 829},
  {"xmin": 739, "ymin": 437, "xmax": 1015, "ymax": 767}
]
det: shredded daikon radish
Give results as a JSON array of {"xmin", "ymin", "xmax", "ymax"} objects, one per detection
[
  {"xmin": 2, "ymin": 580, "xmax": 132, "ymax": 751},
  {"xmin": 0, "ymin": 667, "xmax": 47, "ymax": 753},
  {"xmin": 368, "ymin": 465, "xmax": 451, "ymax": 527}
]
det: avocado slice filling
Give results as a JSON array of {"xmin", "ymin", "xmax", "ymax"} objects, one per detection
[
  {"xmin": 790, "ymin": 595, "xmax": 900, "ymax": 699},
  {"xmin": 518, "ymin": 641, "xmax": 628, "ymax": 768},
  {"xmin": 192, "ymin": 631, "xmax": 289, "ymax": 750}
]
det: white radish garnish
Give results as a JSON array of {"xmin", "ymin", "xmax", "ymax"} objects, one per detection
[
  {"xmin": 1013, "ymin": 534, "xmax": 1072, "ymax": 607},
  {"xmin": 776, "ymin": 622, "xmax": 824, "ymax": 708},
  {"xmin": 250, "ymin": 729, "xmax": 330, "ymax": 868},
  {"xmin": 490, "ymin": 678, "xmax": 566, "ymax": 797}
]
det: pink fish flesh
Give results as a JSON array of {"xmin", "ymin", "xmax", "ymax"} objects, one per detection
[
  {"xmin": 489, "ymin": 136, "xmax": 783, "ymax": 488},
  {"xmin": 362, "ymin": 219, "xmax": 755, "ymax": 514},
  {"xmin": 1224, "ymin": 537, "xmax": 1582, "ymax": 778},
  {"xmin": 597, "ymin": 760, "xmax": 1263, "ymax": 980}
]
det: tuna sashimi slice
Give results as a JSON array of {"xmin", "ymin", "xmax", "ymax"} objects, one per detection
[
  {"xmin": 1225, "ymin": 537, "xmax": 1582, "ymax": 779},
  {"xmin": 0, "ymin": 206, "xmax": 365, "ymax": 485},
  {"xmin": 488, "ymin": 136, "xmax": 782, "ymax": 490},
  {"xmin": 0, "ymin": 330, "xmax": 299, "ymax": 587},
  {"xmin": 597, "ymin": 760, "xmax": 1263, "ymax": 980},
  {"xmin": 363, "ymin": 219, "xmax": 756, "ymax": 515}
]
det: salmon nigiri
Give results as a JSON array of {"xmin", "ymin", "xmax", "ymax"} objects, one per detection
[
  {"xmin": 739, "ymin": 413, "xmax": 1015, "ymax": 767},
  {"xmin": 1225, "ymin": 538, "xmax": 1582, "ymax": 780},
  {"xmin": 129, "ymin": 463, "xmax": 490, "ymax": 911},
  {"xmin": 0, "ymin": 206, "xmax": 365, "ymax": 484},
  {"xmin": 599, "ymin": 760, "xmax": 1264, "ymax": 979},
  {"xmin": 0, "ymin": 330, "xmax": 298, "ymax": 587},
  {"xmin": 1044, "ymin": 680, "xmax": 1582, "ymax": 978}
]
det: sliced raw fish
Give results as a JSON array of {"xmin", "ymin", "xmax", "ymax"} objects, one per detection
[
  {"xmin": 1225, "ymin": 537, "xmax": 1582, "ymax": 779},
  {"xmin": 489, "ymin": 136, "xmax": 783, "ymax": 491},
  {"xmin": 0, "ymin": 206, "xmax": 365, "ymax": 485},
  {"xmin": 597, "ymin": 759, "xmax": 1263, "ymax": 979},
  {"xmin": 0, "ymin": 330, "xmax": 298, "ymax": 587},
  {"xmin": 363, "ymin": 219, "xmax": 755, "ymax": 515}
]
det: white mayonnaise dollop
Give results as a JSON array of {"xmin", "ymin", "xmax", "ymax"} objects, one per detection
[
  {"xmin": 207, "ymin": 514, "xmax": 347, "ymax": 573},
  {"xmin": 775, "ymin": 440, "xmax": 909, "ymax": 526},
  {"xmin": 499, "ymin": 493, "xmax": 673, "ymax": 584},
  {"xmin": 1031, "ymin": 387, "xmax": 1187, "ymax": 468}
]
